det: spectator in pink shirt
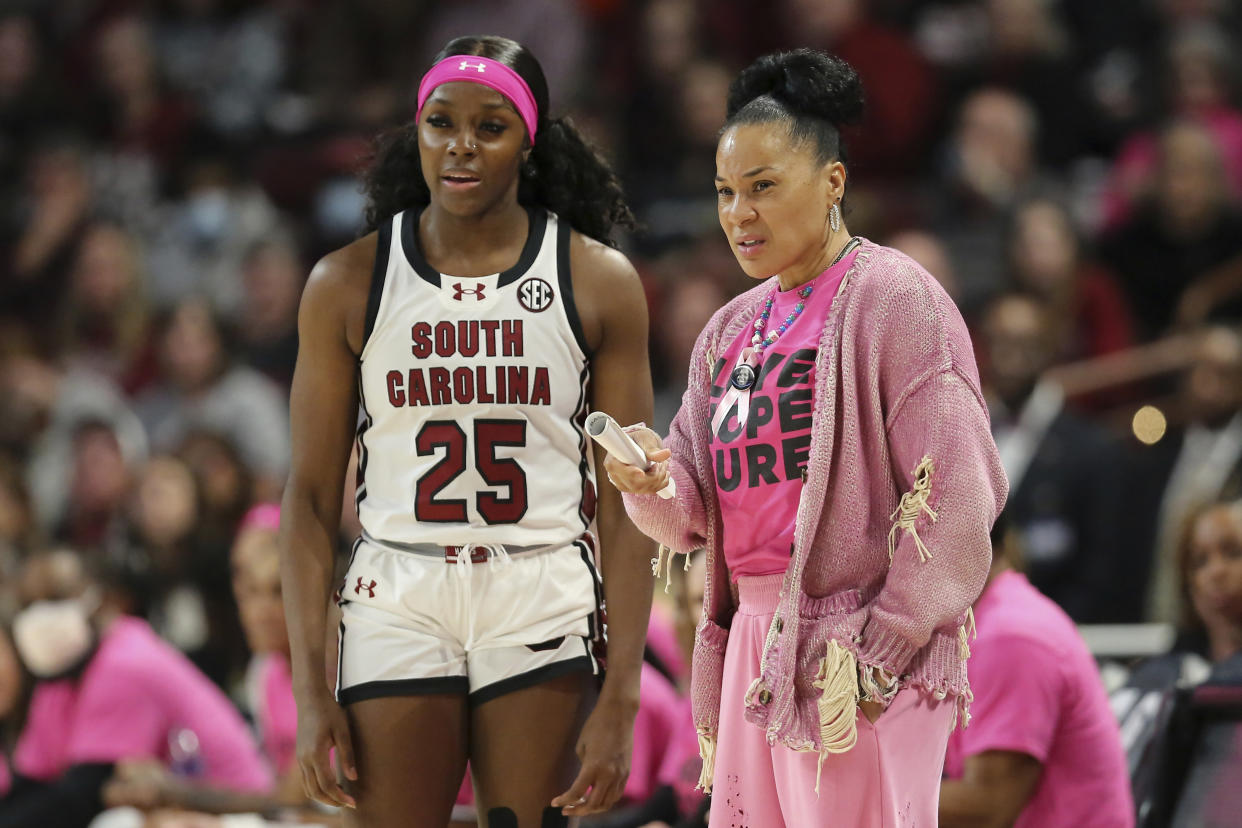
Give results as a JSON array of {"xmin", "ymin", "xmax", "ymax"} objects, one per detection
[
  {"xmin": 0, "ymin": 549, "xmax": 271, "ymax": 828},
  {"xmin": 231, "ymin": 504, "xmax": 297, "ymax": 782},
  {"xmin": 102, "ymin": 505, "xmax": 342, "ymax": 822},
  {"xmin": 940, "ymin": 513, "xmax": 1134, "ymax": 828}
]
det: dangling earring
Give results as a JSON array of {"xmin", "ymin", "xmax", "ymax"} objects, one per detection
[
  {"xmin": 521, "ymin": 157, "xmax": 537, "ymax": 180},
  {"xmin": 829, "ymin": 202, "xmax": 842, "ymax": 233}
]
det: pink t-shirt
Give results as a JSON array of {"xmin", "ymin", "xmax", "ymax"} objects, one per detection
[
  {"xmin": 709, "ymin": 254, "xmax": 853, "ymax": 581},
  {"xmin": 944, "ymin": 571, "xmax": 1134, "ymax": 828},
  {"xmin": 14, "ymin": 616, "xmax": 271, "ymax": 792},
  {"xmin": 255, "ymin": 654, "xmax": 297, "ymax": 776}
]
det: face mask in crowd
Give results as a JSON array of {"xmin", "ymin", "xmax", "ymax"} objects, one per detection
[{"xmin": 12, "ymin": 592, "xmax": 99, "ymax": 679}]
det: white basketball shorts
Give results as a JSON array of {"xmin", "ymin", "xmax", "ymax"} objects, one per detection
[{"xmin": 335, "ymin": 534, "xmax": 603, "ymax": 706}]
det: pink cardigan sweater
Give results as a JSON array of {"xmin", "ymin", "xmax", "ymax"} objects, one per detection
[{"xmin": 623, "ymin": 241, "xmax": 1008, "ymax": 782}]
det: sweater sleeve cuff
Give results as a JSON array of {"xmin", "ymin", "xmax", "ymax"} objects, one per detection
[
  {"xmin": 856, "ymin": 618, "xmax": 921, "ymax": 675},
  {"xmin": 695, "ymin": 618, "xmax": 730, "ymax": 654},
  {"xmin": 619, "ymin": 457, "xmax": 705, "ymax": 554}
]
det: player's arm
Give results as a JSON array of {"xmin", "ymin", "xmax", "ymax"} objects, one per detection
[
  {"xmin": 553, "ymin": 235, "xmax": 657, "ymax": 817},
  {"xmin": 279, "ymin": 237, "xmax": 373, "ymax": 808},
  {"xmin": 939, "ymin": 750, "xmax": 1043, "ymax": 828}
]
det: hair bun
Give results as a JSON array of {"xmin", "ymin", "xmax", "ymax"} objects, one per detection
[{"xmin": 726, "ymin": 48, "xmax": 865, "ymax": 128}]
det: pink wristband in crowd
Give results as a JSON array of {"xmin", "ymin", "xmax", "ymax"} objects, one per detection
[{"xmin": 416, "ymin": 56, "xmax": 540, "ymax": 145}]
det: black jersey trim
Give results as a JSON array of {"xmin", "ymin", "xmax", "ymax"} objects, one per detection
[
  {"xmin": 575, "ymin": 537, "xmax": 604, "ymax": 647},
  {"xmin": 334, "ymin": 618, "xmax": 346, "ymax": 700},
  {"xmin": 525, "ymin": 635, "xmax": 567, "ymax": 652},
  {"xmin": 556, "ymin": 220, "xmax": 593, "ymax": 358},
  {"xmin": 400, "ymin": 206, "xmax": 546, "ymax": 289},
  {"xmin": 344, "ymin": 536, "xmax": 363, "ymax": 586},
  {"xmin": 362, "ymin": 217, "xmax": 392, "ymax": 352},
  {"xmin": 572, "ymin": 363, "xmax": 592, "ymax": 532},
  {"xmin": 468, "ymin": 655, "xmax": 595, "ymax": 706},
  {"xmin": 354, "ymin": 377, "xmax": 372, "ymax": 511}
]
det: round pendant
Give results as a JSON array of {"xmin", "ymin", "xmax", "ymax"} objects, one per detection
[{"xmin": 730, "ymin": 363, "xmax": 757, "ymax": 390}]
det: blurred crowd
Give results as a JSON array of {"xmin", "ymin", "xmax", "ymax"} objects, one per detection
[{"xmin": 2, "ymin": 0, "xmax": 1242, "ymax": 825}]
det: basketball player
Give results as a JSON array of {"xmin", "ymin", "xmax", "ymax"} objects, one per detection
[{"xmin": 279, "ymin": 36, "xmax": 655, "ymax": 828}]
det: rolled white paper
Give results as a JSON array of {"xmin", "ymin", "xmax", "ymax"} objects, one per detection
[{"xmin": 585, "ymin": 411, "xmax": 676, "ymax": 499}]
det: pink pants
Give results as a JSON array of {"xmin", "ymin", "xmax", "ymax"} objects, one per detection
[{"xmin": 710, "ymin": 574, "xmax": 955, "ymax": 828}]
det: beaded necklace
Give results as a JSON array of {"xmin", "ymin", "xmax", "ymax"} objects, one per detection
[
  {"xmin": 729, "ymin": 236, "xmax": 860, "ymax": 392},
  {"xmin": 712, "ymin": 237, "xmax": 860, "ymax": 435}
]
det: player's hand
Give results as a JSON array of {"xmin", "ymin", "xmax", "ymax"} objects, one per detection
[
  {"xmin": 295, "ymin": 686, "xmax": 357, "ymax": 808},
  {"xmin": 551, "ymin": 695, "xmax": 636, "ymax": 816},
  {"xmin": 602, "ymin": 426, "xmax": 671, "ymax": 496}
]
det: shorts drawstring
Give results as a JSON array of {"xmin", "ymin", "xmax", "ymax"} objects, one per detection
[
  {"xmin": 455, "ymin": 544, "xmax": 512, "ymax": 649},
  {"xmin": 453, "ymin": 543, "xmax": 512, "ymax": 577}
]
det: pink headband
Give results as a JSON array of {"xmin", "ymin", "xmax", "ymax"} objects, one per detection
[
  {"xmin": 416, "ymin": 56, "xmax": 540, "ymax": 145},
  {"xmin": 239, "ymin": 503, "xmax": 281, "ymax": 534}
]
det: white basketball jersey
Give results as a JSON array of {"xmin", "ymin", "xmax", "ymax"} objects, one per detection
[{"xmin": 355, "ymin": 208, "xmax": 597, "ymax": 547}]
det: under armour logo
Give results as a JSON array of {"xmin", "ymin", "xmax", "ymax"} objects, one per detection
[
  {"xmin": 453, "ymin": 282, "xmax": 486, "ymax": 301},
  {"xmin": 458, "ymin": 60, "xmax": 487, "ymax": 73},
  {"xmin": 354, "ymin": 577, "xmax": 376, "ymax": 598}
]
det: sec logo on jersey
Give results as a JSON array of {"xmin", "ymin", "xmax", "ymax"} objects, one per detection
[{"xmin": 518, "ymin": 277, "xmax": 555, "ymax": 312}]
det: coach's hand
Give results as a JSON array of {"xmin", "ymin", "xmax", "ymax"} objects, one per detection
[
  {"xmin": 602, "ymin": 427, "xmax": 671, "ymax": 496},
  {"xmin": 552, "ymin": 695, "xmax": 636, "ymax": 816},
  {"xmin": 296, "ymin": 686, "xmax": 357, "ymax": 809}
]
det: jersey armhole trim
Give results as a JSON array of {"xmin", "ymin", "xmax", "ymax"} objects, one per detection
[
  {"xmin": 557, "ymin": 221, "xmax": 593, "ymax": 359},
  {"xmin": 499, "ymin": 208, "xmax": 546, "ymax": 287},
  {"xmin": 361, "ymin": 217, "xmax": 393, "ymax": 355}
]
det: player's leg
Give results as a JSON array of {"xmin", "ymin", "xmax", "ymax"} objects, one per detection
[
  {"xmin": 343, "ymin": 693, "xmax": 470, "ymax": 828},
  {"xmin": 448, "ymin": 769, "xmax": 477, "ymax": 827},
  {"xmin": 336, "ymin": 542, "xmax": 471, "ymax": 827},
  {"xmin": 469, "ymin": 670, "xmax": 596, "ymax": 828},
  {"xmin": 465, "ymin": 540, "xmax": 605, "ymax": 827}
]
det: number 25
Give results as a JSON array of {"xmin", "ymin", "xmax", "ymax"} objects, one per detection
[{"xmin": 414, "ymin": 419, "xmax": 528, "ymax": 524}]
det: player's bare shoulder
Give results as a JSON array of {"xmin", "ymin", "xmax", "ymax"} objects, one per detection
[
  {"xmin": 301, "ymin": 231, "xmax": 380, "ymax": 356},
  {"xmin": 567, "ymin": 230, "xmax": 646, "ymax": 353}
]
